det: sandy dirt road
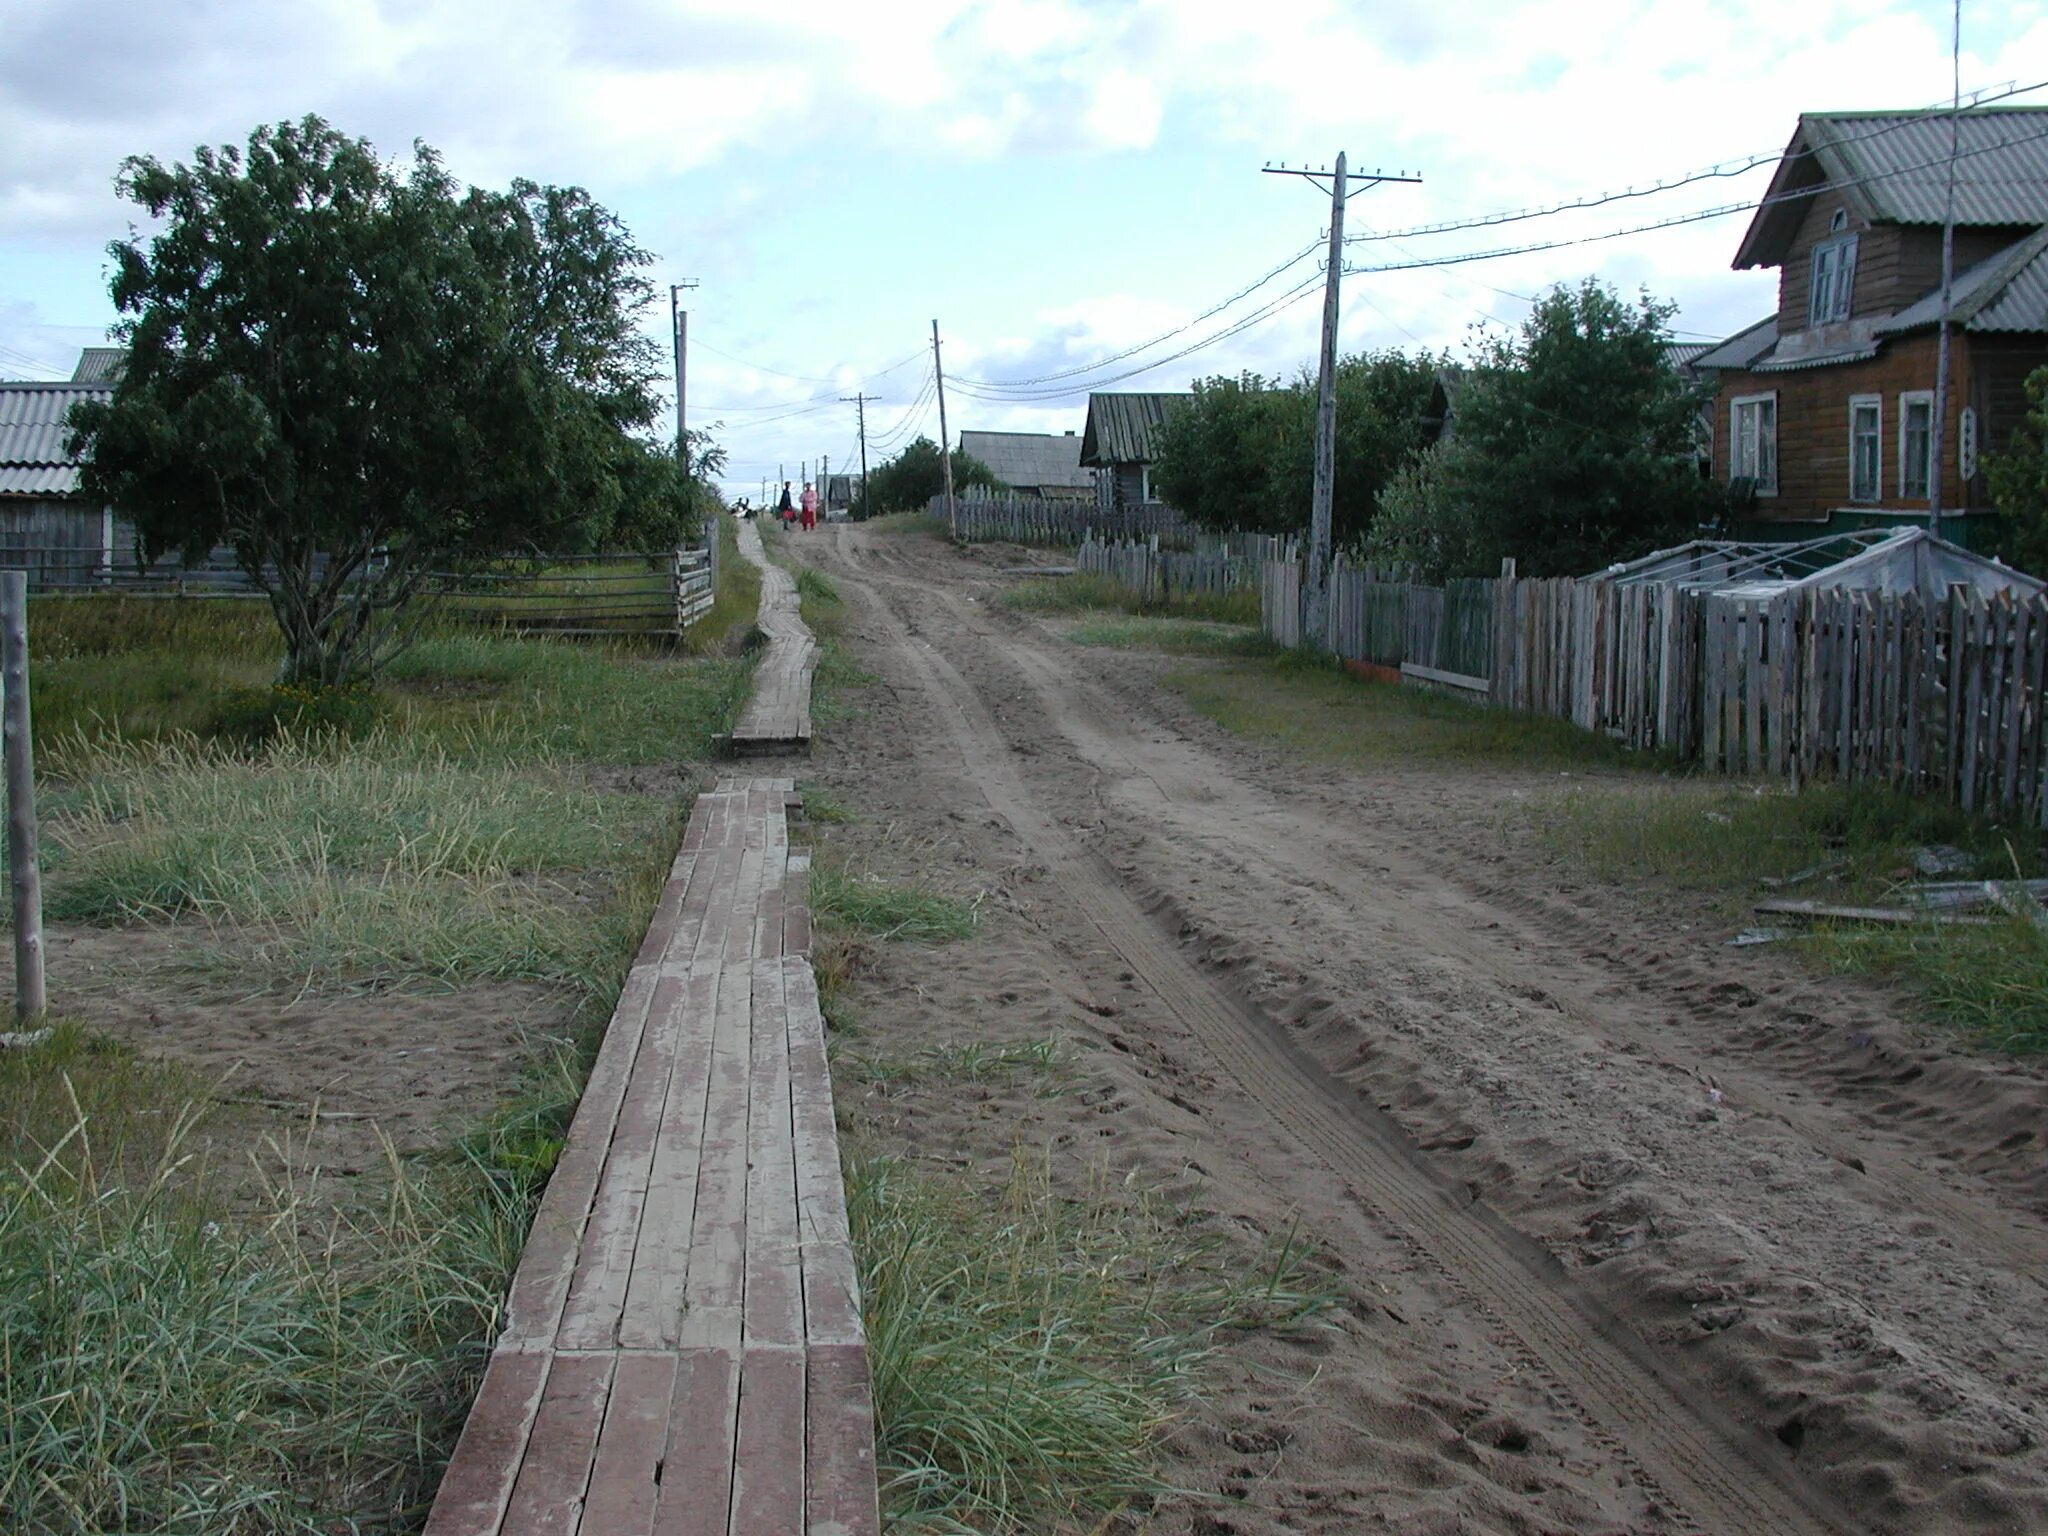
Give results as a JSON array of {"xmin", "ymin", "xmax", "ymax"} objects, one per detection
[{"xmin": 792, "ymin": 519, "xmax": 2048, "ymax": 1535}]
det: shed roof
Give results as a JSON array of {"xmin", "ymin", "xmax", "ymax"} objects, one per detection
[
  {"xmin": 1734, "ymin": 107, "xmax": 2048, "ymax": 270},
  {"xmin": 1690, "ymin": 314, "xmax": 1779, "ymax": 372},
  {"xmin": 957, "ymin": 430, "xmax": 1093, "ymax": 491},
  {"xmin": 1598, "ymin": 527, "xmax": 2041, "ymax": 602},
  {"xmin": 70, "ymin": 347, "xmax": 126, "ymax": 383},
  {"xmin": 1078, "ymin": 392, "xmax": 1185, "ymax": 467},
  {"xmin": 1877, "ymin": 224, "xmax": 2048, "ymax": 337},
  {"xmin": 0, "ymin": 381, "xmax": 111, "ymax": 498}
]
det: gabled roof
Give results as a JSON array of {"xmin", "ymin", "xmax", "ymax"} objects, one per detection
[
  {"xmin": 0, "ymin": 381, "xmax": 111, "ymax": 497},
  {"xmin": 1734, "ymin": 107, "xmax": 2048, "ymax": 270},
  {"xmin": 70, "ymin": 347, "xmax": 126, "ymax": 383},
  {"xmin": 1877, "ymin": 224, "xmax": 2048, "ymax": 337},
  {"xmin": 956, "ymin": 430, "xmax": 1093, "ymax": 491},
  {"xmin": 1077, "ymin": 392, "xmax": 1185, "ymax": 466}
]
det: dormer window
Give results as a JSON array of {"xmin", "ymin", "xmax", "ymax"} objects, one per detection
[{"xmin": 1809, "ymin": 210, "xmax": 1858, "ymax": 326}]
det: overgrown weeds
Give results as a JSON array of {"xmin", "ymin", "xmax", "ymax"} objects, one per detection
[
  {"xmin": 0, "ymin": 1023, "xmax": 585, "ymax": 1534},
  {"xmin": 1068, "ymin": 616, "xmax": 1276, "ymax": 657},
  {"xmin": 808, "ymin": 859, "xmax": 979, "ymax": 944},
  {"xmin": 1002, "ymin": 572, "xmax": 1259, "ymax": 626},
  {"xmin": 850, "ymin": 1147, "xmax": 1333, "ymax": 1532}
]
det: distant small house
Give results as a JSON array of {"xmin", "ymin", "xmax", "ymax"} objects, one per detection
[
  {"xmin": 1078, "ymin": 392, "xmax": 1187, "ymax": 508},
  {"xmin": 956, "ymin": 429, "xmax": 1094, "ymax": 502},
  {"xmin": 1695, "ymin": 106, "xmax": 2048, "ymax": 548},
  {"xmin": 0, "ymin": 373, "xmax": 119, "ymax": 589}
]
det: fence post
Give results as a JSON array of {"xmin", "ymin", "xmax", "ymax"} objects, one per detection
[{"xmin": 1, "ymin": 572, "xmax": 45, "ymax": 1021}]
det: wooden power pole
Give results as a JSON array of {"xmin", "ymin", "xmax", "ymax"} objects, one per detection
[
  {"xmin": 933, "ymin": 319, "xmax": 957, "ymax": 539},
  {"xmin": 669, "ymin": 280, "xmax": 699, "ymax": 473},
  {"xmin": 1263, "ymin": 156, "xmax": 1420, "ymax": 649},
  {"xmin": 841, "ymin": 392, "xmax": 871, "ymax": 519},
  {"xmin": 1, "ymin": 572, "xmax": 44, "ymax": 1020}
]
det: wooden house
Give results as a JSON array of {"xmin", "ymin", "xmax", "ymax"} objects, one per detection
[
  {"xmin": 956, "ymin": 429, "xmax": 1094, "ymax": 502},
  {"xmin": 1078, "ymin": 392, "xmax": 1186, "ymax": 509},
  {"xmin": 1695, "ymin": 107, "xmax": 2048, "ymax": 549},
  {"xmin": 0, "ymin": 378, "xmax": 118, "ymax": 588}
]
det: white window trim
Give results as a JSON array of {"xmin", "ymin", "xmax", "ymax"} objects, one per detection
[
  {"xmin": 1848, "ymin": 393, "xmax": 1882, "ymax": 503},
  {"xmin": 1899, "ymin": 389, "xmax": 1935, "ymax": 501},
  {"xmin": 1730, "ymin": 391, "xmax": 1779, "ymax": 496},
  {"xmin": 1808, "ymin": 232, "xmax": 1859, "ymax": 326}
]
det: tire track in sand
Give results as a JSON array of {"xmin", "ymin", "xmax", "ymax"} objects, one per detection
[{"xmin": 841, "ymin": 552, "xmax": 1856, "ymax": 1536}]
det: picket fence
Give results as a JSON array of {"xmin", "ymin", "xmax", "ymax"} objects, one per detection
[
  {"xmin": 937, "ymin": 494, "xmax": 1188, "ymax": 546},
  {"xmin": 1076, "ymin": 533, "xmax": 1285, "ymax": 604}
]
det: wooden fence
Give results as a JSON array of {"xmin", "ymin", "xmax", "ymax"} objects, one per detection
[
  {"xmin": 937, "ymin": 495, "xmax": 1189, "ymax": 547},
  {"xmin": 14, "ymin": 539, "xmax": 720, "ymax": 640},
  {"xmin": 1075, "ymin": 534, "xmax": 1279, "ymax": 604},
  {"xmin": 1265, "ymin": 558, "xmax": 1495, "ymax": 682}
]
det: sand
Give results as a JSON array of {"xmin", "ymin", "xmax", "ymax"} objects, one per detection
[{"xmin": 792, "ymin": 519, "xmax": 2048, "ymax": 1536}]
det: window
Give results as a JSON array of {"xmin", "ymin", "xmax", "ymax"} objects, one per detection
[
  {"xmin": 1900, "ymin": 391, "xmax": 1934, "ymax": 499},
  {"xmin": 1808, "ymin": 213, "xmax": 1859, "ymax": 326},
  {"xmin": 1731, "ymin": 393, "xmax": 1778, "ymax": 495},
  {"xmin": 1849, "ymin": 395, "xmax": 1881, "ymax": 502}
]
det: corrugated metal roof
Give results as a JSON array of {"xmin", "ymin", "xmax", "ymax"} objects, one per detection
[
  {"xmin": 1878, "ymin": 225, "xmax": 2048, "ymax": 335},
  {"xmin": 1691, "ymin": 315, "xmax": 1779, "ymax": 371},
  {"xmin": 1078, "ymin": 392, "xmax": 1186, "ymax": 466},
  {"xmin": 1735, "ymin": 106, "xmax": 2048, "ymax": 269},
  {"xmin": 1755, "ymin": 342, "xmax": 1881, "ymax": 372},
  {"xmin": 0, "ymin": 382, "xmax": 111, "ymax": 498},
  {"xmin": 0, "ymin": 464, "xmax": 83, "ymax": 496},
  {"xmin": 70, "ymin": 347, "xmax": 125, "ymax": 383},
  {"xmin": 957, "ymin": 430, "xmax": 1093, "ymax": 491},
  {"xmin": 1816, "ymin": 108, "xmax": 2048, "ymax": 226}
]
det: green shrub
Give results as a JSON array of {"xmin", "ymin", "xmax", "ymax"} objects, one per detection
[{"xmin": 210, "ymin": 681, "xmax": 386, "ymax": 745}]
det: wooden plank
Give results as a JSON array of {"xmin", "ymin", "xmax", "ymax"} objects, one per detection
[
  {"xmin": 1398, "ymin": 661, "xmax": 1489, "ymax": 695},
  {"xmin": 744, "ymin": 956, "xmax": 805, "ymax": 1351},
  {"xmin": 807, "ymin": 1344, "xmax": 883, "ymax": 1536},
  {"xmin": 652, "ymin": 1347, "xmax": 740, "ymax": 1536},
  {"xmin": 784, "ymin": 958, "xmax": 862, "ymax": 1348},
  {"xmin": 1963, "ymin": 597, "xmax": 1988, "ymax": 812},
  {"xmin": 500, "ymin": 1352, "xmax": 616, "ymax": 1536},
  {"xmin": 425, "ymin": 1352, "xmax": 553, "ymax": 1536},
  {"xmin": 579, "ymin": 1353, "xmax": 678, "ymax": 1536},
  {"xmin": 2027, "ymin": 600, "xmax": 2048, "ymax": 825},
  {"xmin": 2003, "ymin": 601, "xmax": 2026, "ymax": 813},
  {"xmin": 1947, "ymin": 585, "xmax": 1970, "ymax": 801},
  {"xmin": 783, "ymin": 850, "xmax": 813, "ymax": 958},
  {"xmin": 1744, "ymin": 599, "xmax": 1764, "ymax": 776},
  {"xmin": 729, "ymin": 1346, "xmax": 808, "ymax": 1533}
]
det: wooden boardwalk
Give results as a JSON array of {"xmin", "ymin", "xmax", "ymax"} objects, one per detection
[
  {"xmin": 731, "ymin": 520, "xmax": 817, "ymax": 755},
  {"xmin": 425, "ymin": 777, "xmax": 879, "ymax": 1536}
]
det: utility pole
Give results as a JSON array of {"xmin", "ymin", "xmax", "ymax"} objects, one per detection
[
  {"xmin": 670, "ymin": 280, "xmax": 699, "ymax": 475},
  {"xmin": 1263, "ymin": 156, "xmax": 1421, "ymax": 649},
  {"xmin": 822, "ymin": 454, "xmax": 829, "ymax": 517},
  {"xmin": 841, "ymin": 392, "xmax": 871, "ymax": 519},
  {"xmin": 932, "ymin": 318, "xmax": 957, "ymax": 539},
  {"xmin": 1929, "ymin": 0, "xmax": 1962, "ymax": 540}
]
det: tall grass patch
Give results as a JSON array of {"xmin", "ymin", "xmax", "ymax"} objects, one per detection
[
  {"xmin": 850, "ymin": 1149, "xmax": 1331, "ymax": 1532},
  {"xmin": 30, "ymin": 596, "xmax": 279, "ymax": 743},
  {"xmin": 809, "ymin": 859, "xmax": 978, "ymax": 944},
  {"xmin": 1001, "ymin": 572, "xmax": 1259, "ymax": 625},
  {"xmin": 1068, "ymin": 616, "xmax": 1275, "ymax": 657},
  {"xmin": 0, "ymin": 1024, "xmax": 583, "ymax": 1533}
]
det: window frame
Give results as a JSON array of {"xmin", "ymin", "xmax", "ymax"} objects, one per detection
[
  {"xmin": 1848, "ymin": 393, "xmax": 1882, "ymax": 503},
  {"xmin": 1899, "ymin": 389, "xmax": 1934, "ymax": 500},
  {"xmin": 1730, "ymin": 391, "xmax": 1779, "ymax": 497},
  {"xmin": 1808, "ymin": 227, "xmax": 1860, "ymax": 327}
]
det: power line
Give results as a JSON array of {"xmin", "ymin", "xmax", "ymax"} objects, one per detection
[
  {"xmin": 1347, "ymin": 76, "xmax": 2048, "ymax": 247},
  {"xmin": 1344, "ymin": 121, "xmax": 2048, "ymax": 275},
  {"xmin": 953, "ymin": 235, "xmax": 1321, "ymax": 392}
]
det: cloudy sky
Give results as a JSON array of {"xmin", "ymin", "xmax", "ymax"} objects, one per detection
[{"xmin": 2, "ymin": 0, "xmax": 2043, "ymax": 498}]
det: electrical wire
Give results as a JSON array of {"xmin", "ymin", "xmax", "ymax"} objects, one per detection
[
  {"xmin": 1344, "ymin": 122, "xmax": 2048, "ymax": 275},
  {"xmin": 1347, "ymin": 76, "xmax": 2048, "ymax": 246},
  {"xmin": 953, "ymin": 235, "xmax": 1321, "ymax": 392}
]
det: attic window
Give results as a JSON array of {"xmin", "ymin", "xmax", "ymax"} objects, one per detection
[{"xmin": 1809, "ymin": 218, "xmax": 1858, "ymax": 326}]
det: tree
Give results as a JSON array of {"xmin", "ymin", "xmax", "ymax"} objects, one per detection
[
  {"xmin": 1989, "ymin": 365, "xmax": 2048, "ymax": 577},
  {"xmin": 1150, "ymin": 350, "xmax": 1442, "ymax": 544},
  {"xmin": 1396, "ymin": 280, "xmax": 1713, "ymax": 578},
  {"xmin": 859, "ymin": 436, "xmax": 1000, "ymax": 516},
  {"xmin": 69, "ymin": 116, "xmax": 681, "ymax": 685}
]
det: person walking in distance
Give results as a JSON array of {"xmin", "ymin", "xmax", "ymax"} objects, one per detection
[
  {"xmin": 800, "ymin": 481, "xmax": 819, "ymax": 531},
  {"xmin": 777, "ymin": 481, "xmax": 794, "ymax": 526}
]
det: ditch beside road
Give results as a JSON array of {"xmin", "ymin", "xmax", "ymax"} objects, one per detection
[{"xmin": 794, "ymin": 516, "xmax": 2048, "ymax": 1536}]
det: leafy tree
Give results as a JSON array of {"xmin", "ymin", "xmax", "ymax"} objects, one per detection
[
  {"xmin": 1402, "ymin": 279, "xmax": 1712, "ymax": 578},
  {"xmin": 1989, "ymin": 366, "xmax": 2048, "ymax": 577},
  {"xmin": 69, "ymin": 116, "xmax": 681, "ymax": 685},
  {"xmin": 1151, "ymin": 350, "xmax": 1442, "ymax": 544},
  {"xmin": 859, "ymin": 435, "xmax": 1000, "ymax": 516},
  {"xmin": 1363, "ymin": 442, "xmax": 1498, "ymax": 582}
]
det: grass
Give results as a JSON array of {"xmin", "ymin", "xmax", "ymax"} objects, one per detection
[
  {"xmin": 0, "ymin": 1022, "xmax": 585, "ymax": 1534},
  {"xmin": 808, "ymin": 859, "xmax": 979, "ymax": 945},
  {"xmin": 1067, "ymin": 615, "xmax": 1277, "ymax": 658},
  {"xmin": 843, "ymin": 1036, "xmax": 1074, "ymax": 1096},
  {"xmin": 1001, "ymin": 572, "xmax": 1260, "ymax": 626},
  {"xmin": 850, "ymin": 1147, "xmax": 1332, "ymax": 1533},
  {"xmin": 1543, "ymin": 776, "xmax": 2048, "ymax": 1051},
  {"xmin": 1174, "ymin": 653, "xmax": 1652, "ymax": 772}
]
